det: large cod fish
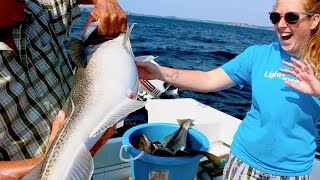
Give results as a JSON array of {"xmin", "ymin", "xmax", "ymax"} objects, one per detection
[{"xmin": 23, "ymin": 23, "xmax": 148, "ymax": 179}]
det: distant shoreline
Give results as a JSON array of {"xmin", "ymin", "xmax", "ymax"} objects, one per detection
[
  {"xmin": 79, "ymin": 4, "xmax": 274, "ymax": 31},
  {"xmin": 127, "ymin": 12, "xmax": 274, "ymax": 31}
]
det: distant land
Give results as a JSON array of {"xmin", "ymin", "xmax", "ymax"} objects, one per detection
[
  {"xmin": 78, "ymin": 5, "xmax": 274, "ymax": 31},
  {"xmin": 126, "ymin": 12, "xmax": 274, "ymax": 31}
]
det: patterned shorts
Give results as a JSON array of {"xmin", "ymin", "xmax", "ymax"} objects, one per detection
[{"xmin": 223, "ymin": 153, "xmax": 310, "ymax": 180}]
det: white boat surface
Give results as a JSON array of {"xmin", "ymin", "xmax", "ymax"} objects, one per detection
[{"xmin": 91, "ymin": 98, "xmax": 320, "ymax": 180}]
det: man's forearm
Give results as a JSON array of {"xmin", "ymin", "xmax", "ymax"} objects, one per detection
[{"xmin": 0, "ymin": 156, "xmax": 43, "ymax": 179}]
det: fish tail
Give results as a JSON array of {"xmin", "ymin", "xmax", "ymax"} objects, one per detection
[
  {"xmin": 177, "ymin": 119, "xmax": 185, "ymax": 125},
  {"xmin": 190, "ymin": 119, "xmax": 195, "ymax": 126},
  {"xmin": 69, "ymin": 38, "xmax": 88, "ymax": 68},
  {"xmin": 177, "ymin": 119, "xmax": 195, "ymax": 126}
]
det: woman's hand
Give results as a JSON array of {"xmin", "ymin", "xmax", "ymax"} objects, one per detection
[
  {"xmin": 136, "ymin": 61, "xmax": 163, "ymax": 81},
  {"xmin": 279, "ymin": 57, "xmax": 320, "ymax": 98}
]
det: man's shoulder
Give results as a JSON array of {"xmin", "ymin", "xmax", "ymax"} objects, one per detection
[{"xmin": 26, "ymin": 0, "xmax": 80, "ymax": 20}]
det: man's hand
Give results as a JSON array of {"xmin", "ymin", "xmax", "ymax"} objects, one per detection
[
  {"xmin": 0, "ymin": 110, "xmax": 67, "ymax": 179},
  {"xmin": 83, "ymin": 0, "xmax": 127, "ymax": 44},
  {"xmin": 51, "ymin": 111, "xmax": 116, "ymax": 157},
  {"xmin": 46, "ymin": 111, "xmax": 67, "ymax": 153}
]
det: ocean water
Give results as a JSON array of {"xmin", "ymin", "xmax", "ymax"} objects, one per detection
[{"xmin": 70, "ymin": 12, "xmax": 277, "ymax": 123}]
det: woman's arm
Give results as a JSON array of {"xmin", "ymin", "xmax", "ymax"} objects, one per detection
[{"xmin": 137, "ymin": 61, "xmax": 236, "ymax": 93}]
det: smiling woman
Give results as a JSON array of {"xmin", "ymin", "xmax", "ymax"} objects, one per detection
[
  {"xmin": 134, "ymin": 0, "xmax": 320, "ymax": 178},
  {"xmin": 271, "ymin": 0, "xmax": 320, "ymax": 63},
  {"xmin": 273, "ymin": 0, "xmax": 320, "ymax": 98}
]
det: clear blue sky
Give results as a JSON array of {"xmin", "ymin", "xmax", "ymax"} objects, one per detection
[{"xmin": 118, "ymin": 0, "xmax": 275, "ymax": 27}]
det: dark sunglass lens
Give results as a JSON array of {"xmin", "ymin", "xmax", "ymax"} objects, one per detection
[
  {"xmin": 270, "ymin": 12, "xmax": 281, "ymax": 24},
  {"xmin": 285, "ymin": 12, "xmax": 299, "ymax": 24}
]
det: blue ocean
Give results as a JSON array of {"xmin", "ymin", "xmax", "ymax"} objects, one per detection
[{"xmin": 70, "ymin": 11, "xmax": 277, "ymax": 125}]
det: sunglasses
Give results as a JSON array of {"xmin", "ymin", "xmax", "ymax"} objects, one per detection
[{"xmin": 269, "ymin": 11, "xmax": 315, "ymax": 25}]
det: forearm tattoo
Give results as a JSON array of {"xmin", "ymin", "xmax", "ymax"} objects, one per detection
[{"xmin": 166, "ymin": 72, "xmax": 179, "ymax": 82}]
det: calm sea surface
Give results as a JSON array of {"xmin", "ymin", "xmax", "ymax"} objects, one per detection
[{"xmin": 70, "ymin": 12, "xmax": 277, "ymax": 124}]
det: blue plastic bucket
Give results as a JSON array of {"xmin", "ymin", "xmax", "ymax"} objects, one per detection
[{"xmin": 120, "ymin": 123, "xmax": 209, "ymax": 180}]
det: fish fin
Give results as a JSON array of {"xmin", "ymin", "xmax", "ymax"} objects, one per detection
[
  {"xmin": 123, "ymin": 23, "xmax": 136, "ymax": 47},
  {"xmin": 90, "ymin": 99, "xmax": 146, "ymax": 137},
  {"xmin": 122, "ymin": 23, "xmax": 137, "ymax": 57},
  {"xmin": 191, "ymin": 120, "xmax": 195, "ymax": 126},
  {"xmin": 62, "ymin": 97, "xmax": 75, "ymax": 118},
  {"xmin": 134, "ymin": 55, "xmax": 157, "ymax": 62},
  {"xmin": 65, "ymin": 143, "xmax": 94, "ymax": 180},
  {"xmin": 81, "ymin": 22, "xmax": 99, "ymax": 42},
  {"xmin": 22, "ymin": 161, "xmax": 44, "ymax": 180},
  {"xmin": 69, "ymin": 38, "xmax": 88, "ymax": 68}
]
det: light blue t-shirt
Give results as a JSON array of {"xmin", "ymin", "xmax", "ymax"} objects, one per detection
[{"xmin": 221, "ymin": 41, "xmax": 320, "ymax": 176}]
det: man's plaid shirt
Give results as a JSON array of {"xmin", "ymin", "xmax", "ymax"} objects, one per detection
[{"xmin": 0, "ymin": 0, "xmax": 80, "ymax": 160}]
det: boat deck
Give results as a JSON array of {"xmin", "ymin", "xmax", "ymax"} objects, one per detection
[{"xmin": 92, "ymin": 98, "xmax": 320, "ymax": 179}]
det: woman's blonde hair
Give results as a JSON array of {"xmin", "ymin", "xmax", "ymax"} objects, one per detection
[{"xmin": 301, "ymin": 0, "xmax": 320, "ymax": 78}]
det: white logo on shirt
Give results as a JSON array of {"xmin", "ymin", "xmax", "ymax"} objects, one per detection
[{"xmin": 264, "ymin": 71, "xmax": 299, "ymax": 83}]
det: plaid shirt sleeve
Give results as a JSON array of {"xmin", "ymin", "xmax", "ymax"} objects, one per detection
[{"xmin": 0, "ymin": 0, "xmax": 80, "ymax": 160}]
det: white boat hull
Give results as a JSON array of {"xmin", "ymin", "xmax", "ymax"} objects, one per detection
[{"xmin": 92, "ymin": 98, "xmax": 320, "ymax": 180}]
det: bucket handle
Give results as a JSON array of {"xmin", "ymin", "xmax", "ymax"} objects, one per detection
[{"xmin": 119, "ymin": 145, "xmax": 144, "ymax": 162}]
